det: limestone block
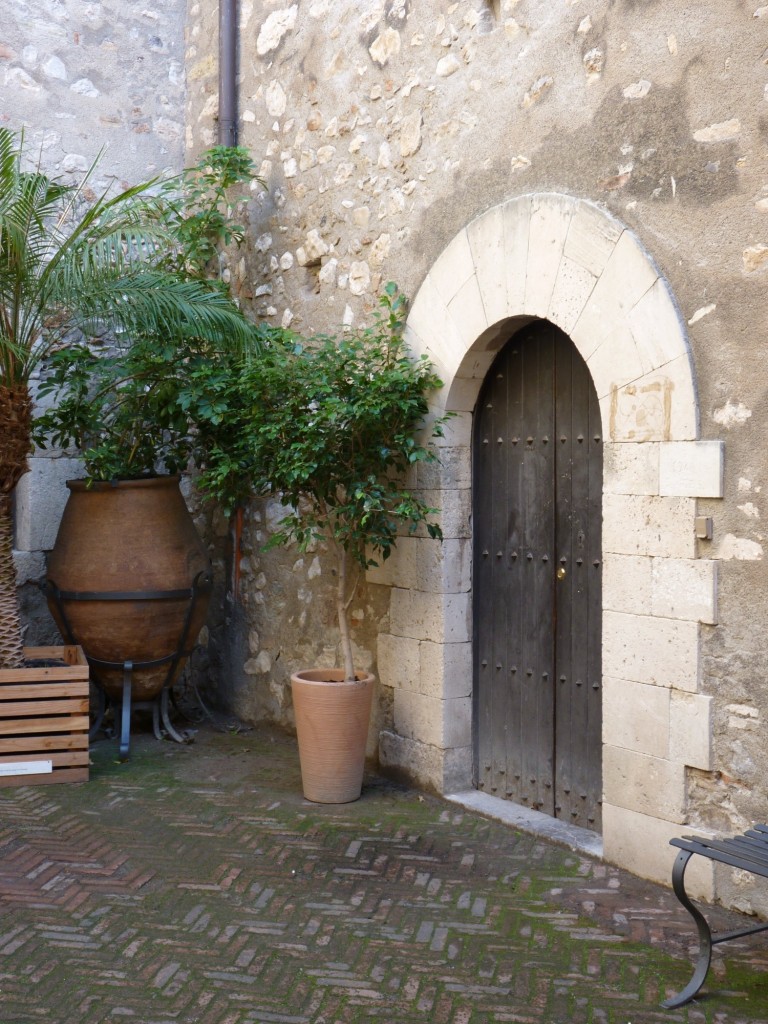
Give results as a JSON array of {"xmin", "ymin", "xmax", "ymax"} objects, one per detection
[
  {"xmin": 432, "ymin": 410, "xmax": 472, "ymax": 449},
  {"xmin": 445, "ymin": 373, "xmax": 487, "ymax": 413},
  {"xmin": 603, "ymin": 803, "xmax": 715, "ymax": 898},
  {"xmin": 600, "ymin": 357, "xmax": 698, "ymax": 442},
  {"xmin": 467, "ymin": 202, "xmax": 509, "ymax": 326},
  {"xmin": 603, "ymin": 441, "xmax": 660, "ymax": 496},
  {"xmin": 389, "ymin": 587, "xmax": 471, "ymax": 643},
  {"xmin": 651, "ymin": 558, "xmax": 717, "ymax": 624},
  {"xmin": 501, "ymin": 194, "xmax": 532, "ymax": 312},
  {"xmin": 547, "ymin": 254, "xmax": 597, "ymax": 336},
  {"xmin": 393, "ymin": 690, "xmax": 471, "ymax": 748},
  {"xmin": 417, "ymin": 488, "xmax": 472, "ymax": 539},
  {"xmin": 377, "ymin": 633, "xmax": 420, "ymax": 691},
  {"xmin": 603, "ymin": 744, "xmax": 686, "ymax": 822},
  {"xmin": 603, "ymin": 610, "xmax": 700, "ymax": 691},
  {"xmin": 406, "ymin": 276, "xmax": 470, "ymax": 373},
  {"xmin": 563, "ymin": 201, "xmax": 622, "ymax": 277},
  {"xmin": 416, "ymin": 444, "xmax": 471, "ymax": 490},
  {"xmin": 670, "ymin": 691, "xmax": 713, "ymax": 770},
  {"xmin": 366, "ymin": 537, "xmax": 471, "ymax": 593},
  {"xmin": 603, "ymin": 676, "xmax": 670, "ymax": 757},
  {"xmin": 572, "ymin": 229, "xmax": 659, "ymax": 352},
  {"xmin": 602, "ymin": 553, "xmax": 652, "ymax": 615},
  {"xmin": 419, "ymin": 640, "xmax": 472, "ymax": 699},
  {"xmin": 659, "ymin": 440, "xmax": 724, "ymax": 498},
  {"xmin": 627, "ymin": 278, "xmax": 688, "ymax": 374},
  {"xmin": 430, "ymin": 229, "xmax": 476, "ymax": 309},
  {"xmin": 602, "ymin": 494, "xmax": 696, "ymax": 558},
  {"xmin": 587, "ymin": 325, "xmax": 646, "ymax": 398},
  {"xmin": 447, "ymin": 273, "xmax": 489, "ymax": 347},
  {"xmin": 14, "ymin": 456, "xmax": 85, "ymax": 552},
  {"xmin": 378, "ymin": 730, "xmax": 473, "ymax": 793},
  {"xmin": 524, "ymin": 193, "xmax": 575, "ymax": 318}
]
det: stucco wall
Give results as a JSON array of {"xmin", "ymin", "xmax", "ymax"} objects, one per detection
[
  {"xmin": 184, "ymin": 0, "xmax": 768, "ymax": 890},
  {"xmin": 2, "ymin": 0, "xmax": 188, "ymax": 642}
]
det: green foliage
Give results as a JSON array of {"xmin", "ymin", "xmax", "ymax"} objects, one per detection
[
  {"xmin": 192, "ymin": 283, "xmax": 446, "ymax": 572},
  {"xmin": 30, "ymin": 140, "xmax": 264, "ymax": 480}
]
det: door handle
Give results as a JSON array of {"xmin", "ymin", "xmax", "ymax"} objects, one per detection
[{"xmin": 556, "ymin": 566, "xmax": 566, "ymax": 580}]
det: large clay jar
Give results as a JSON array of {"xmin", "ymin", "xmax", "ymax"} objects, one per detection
[
  {"xmin": 46, "ymin": 476, "xmax": 212, "ymax": 702},
  {"xmin": 290, "ymin": 668, "xmax": 375, "ymax": 803}
]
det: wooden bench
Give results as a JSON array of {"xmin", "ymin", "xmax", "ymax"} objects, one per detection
[{"xmin": 663, "ymin": 825, "xmax": 768, "ymax": 1008}]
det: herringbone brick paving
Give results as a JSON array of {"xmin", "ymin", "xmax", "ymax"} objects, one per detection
[{"xmin": 1, "ymin": 722, "xmax": 767, "ymax": 1024}]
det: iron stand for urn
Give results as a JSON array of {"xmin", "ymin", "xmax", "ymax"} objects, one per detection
[{"xmin": 44, "ymin": 571, "xmax": 212, "ymax": 761}]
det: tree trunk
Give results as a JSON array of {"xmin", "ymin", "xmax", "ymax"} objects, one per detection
[
  {"xmin": 336, "ymin": 546, "xmax": 356, "ymax": 682},
  {"xmin": 0, "ymin": 495, "xmax": 24, "ymax": 668}
]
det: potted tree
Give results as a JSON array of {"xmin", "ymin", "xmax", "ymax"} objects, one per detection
[
  {"xmin": 191, "ymin": 283, "xmax": 446, "ymax": 802},
  {"xmin": 0, "ymin": 128, "xmax": 261, "ymax": 763}
]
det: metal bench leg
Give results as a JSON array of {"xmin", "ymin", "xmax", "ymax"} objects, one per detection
[{"xmin": 662, "ymin": 849, "xmax": 713, "ymax": 1009}]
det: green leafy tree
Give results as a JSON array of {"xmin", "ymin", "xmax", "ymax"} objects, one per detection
[
  {"xmin": 0, "ymin": 129, "xmax": 259, "ymax": 668},
  {"xmin": 188, "ymin": 284, "xmax": 446, "ymax": 681}
]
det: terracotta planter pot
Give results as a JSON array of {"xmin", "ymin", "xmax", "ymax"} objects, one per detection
[
  {"xmin": 290, "ymin": 668, "xmax": 375, "ymax": 803},
  {"xmin": 46, "ymin": 476, "xmax": 212, "ymax": 702}
]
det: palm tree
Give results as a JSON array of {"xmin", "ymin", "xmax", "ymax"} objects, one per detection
[{"xmin": 0, "ymin": 128, "xmax": 258, "ymax": 668}]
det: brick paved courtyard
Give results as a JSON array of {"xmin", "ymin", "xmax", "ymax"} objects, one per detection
[{"xmin": 1, "ymin": 720, "xmax": 767, "ymax": 1024}]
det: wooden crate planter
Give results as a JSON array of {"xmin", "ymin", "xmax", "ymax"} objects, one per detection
[{"xmin": 0, "ymin": 646, "xmax": 90, "ymax": 786}]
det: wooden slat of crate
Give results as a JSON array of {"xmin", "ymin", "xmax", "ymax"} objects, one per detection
[{"xmin": 0, "ymin": 647, "xmax": 90, "ymax": 786}]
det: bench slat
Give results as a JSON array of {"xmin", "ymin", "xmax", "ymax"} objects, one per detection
[{"xmin": 670, "ymin": 835, "xmax": 768, "ymax": 876}]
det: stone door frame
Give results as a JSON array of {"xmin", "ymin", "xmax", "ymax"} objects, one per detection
[{"xmin": 373, "ymin": 192, "xmax": 722, "ymax": 887}]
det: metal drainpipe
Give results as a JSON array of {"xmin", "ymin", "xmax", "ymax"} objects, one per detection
[{"xmin": 218, "ymin": 0, "xmax": 238, "ymax": 147}]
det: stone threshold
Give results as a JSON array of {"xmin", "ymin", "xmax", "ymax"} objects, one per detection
[{"xmin": 446, "ymin": 790, "xmax": 604, "ymax": 861}]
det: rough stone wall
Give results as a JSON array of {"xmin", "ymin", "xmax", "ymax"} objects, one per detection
[
  {"xmin": 184, "ymin": 0, "xmax": 768, "ymax": 841},
  {"xmin": 2, "ymin": 0, "xmax": 188, "ymax": 643}
]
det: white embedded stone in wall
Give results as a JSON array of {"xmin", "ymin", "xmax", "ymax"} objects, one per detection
[
  {"xmin": 659, "ymin": 440, "xmax": 724, "ymax": 498},
  {"xmin": 652, "ymin": 559, "xmax": 717, "ymax": 624},
  {"xmin": 603, "ymin": 676, "xmax": 670, "ymax": 758},
  {"xmin": 602, "ymin": 494, "xmax": 696, "ymax": 559},
  {"xmin": 603, "ymin": 745, "xmax": 686, "ymax": 822},
  {"xmin": 603, "ymin": 610, "xmax": 699, "ymax": 691},
  {"xmin": 256, "ymin": 6, "xmax": 298, "ymax": 56},
  {"xmin": 670, "ymin": 691, "xmax": 713, "ymax": 771},
  {"xmin": 603, "ymin": 442, "xmax": 660, "ymax": 496},
  {"xmin": 369, "ymin": 28, "xmax": 401, "ymax": 67}
]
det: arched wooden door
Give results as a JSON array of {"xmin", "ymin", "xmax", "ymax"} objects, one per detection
[{"xmin": 472, "ymin": 320, "xmax": 603, "ymax": 831}]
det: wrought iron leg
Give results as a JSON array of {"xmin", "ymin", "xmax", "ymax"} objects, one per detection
[
  {"xmin": 159, "ymin": 688, "xmax": 193, "ymax": 744},
  {"xmin": 119, "ymin": 662, "xmax": 133, "ymax": 763},
  {"xmin": 662, "ymin": 850, "xmax": 712, "ymax": 1008}
]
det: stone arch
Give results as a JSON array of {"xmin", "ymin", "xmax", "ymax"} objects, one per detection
[{"xmin": 372, "ymin": 193, "xmax": 722, "ymax": 886}]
